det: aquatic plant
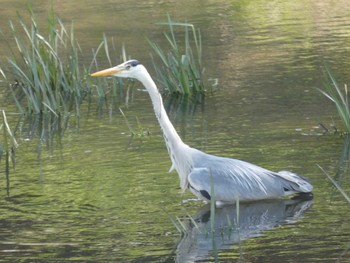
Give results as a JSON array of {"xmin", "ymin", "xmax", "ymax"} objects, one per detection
[
  {"xmin": 162, "ymin": 207, "xmax": 192, "ymax": 236},
  {"xmin": 118, "ymin": 107, "xmax": 149, "ymax": 137},
  {"xmin": 318, "ymin": 164, "xmax": 350, "ymax": 204},
  {"xmin": 88, "ymin": 35, "xmax": 127, "ymax": 100},
  {"xmin": 209, "ymin": 173, "xmax": 219, "ymax": 262},
  {"xmin": 1, "ymin": 9, "xmax": 86, "ymax": 115},
  {"xmin": 148, "ymin": 15, "xmax": 205, "ymax": 95},
  {"xmin": 0, "ymin": 10, "xmax": 130, "ymax": 142},
  {"xmin": 319, "ymin": 67, "xmax": 350, "ymax": 133},
  {"xmin": 317, "ymin": 135, "xmax": 350, "ymax": 205},
  {"xmin": 0, "ymin": 110, "xmax": 18, "ymax": 195}
]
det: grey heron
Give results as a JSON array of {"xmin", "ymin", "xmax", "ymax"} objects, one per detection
[{"xmin": 91, "ymin": 60, "xmax": 313, "ymax": 204}]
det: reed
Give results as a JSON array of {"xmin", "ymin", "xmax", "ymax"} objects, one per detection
[
  {"xmin": 1, "ymin": 9, "xmax": 85, "ymax": 115},
  {"xmin": 0, "ymin": 110, "xmax": 18, "ymax": 195},
  {"xmin": 318, "ymin": 164, "xmax": 350, "ymax": 204},
  {"xmin": 118, "ymin": 107, "xmax": 149, "ymax": 137},
  {"xmin": 148, "ymin": 15, "xmax": 205, "ymax": 95},
  {"xmin": 161, "ymin": 207, "xmax": 188, "ymax": 236},
  {"xmin": 209, "ymin": 171, "xmax": 219, "ymax": 262},
  {"xmin": 319, "ymin": 67, "xmax": 350, "ymax": 133},
  {"xmin": 88, "ymin": 35, "xmax": 127, "ymax": 99}
]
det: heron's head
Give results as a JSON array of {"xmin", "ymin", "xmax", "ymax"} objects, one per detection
[{"xmin": 91, "ymin": 60, "xmax": 144, "ymax": 80}]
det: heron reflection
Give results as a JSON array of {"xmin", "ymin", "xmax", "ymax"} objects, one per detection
[{"xmin": 175, "ymin": 198, "xmax": 313, "ymax": 262}]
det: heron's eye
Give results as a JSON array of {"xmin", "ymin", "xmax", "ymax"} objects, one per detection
[{"xmin": 125, "ymin": 65, "xmax": 131, "ymax": 70}]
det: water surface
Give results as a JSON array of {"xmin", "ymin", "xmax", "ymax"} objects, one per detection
[{"xmin": 0, "ymin": 0, "xmax": 350, "ymax": 262}]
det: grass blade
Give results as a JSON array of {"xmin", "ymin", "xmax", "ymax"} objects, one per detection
[
  {"xmin": 320, "ymin": 67, "xmax": 350, "ymax": 133},
  {"xmin": 318, "ymin": 164, "xmax": 350, "ymax": 204}
]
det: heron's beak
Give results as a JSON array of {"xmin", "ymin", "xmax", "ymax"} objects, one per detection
[{"xmin": 90, "ymin": 66, "xmax": 124, "ymax": 77}]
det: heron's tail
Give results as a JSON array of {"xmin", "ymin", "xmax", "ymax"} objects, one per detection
[{"xmin": 277, "ymin": 170, "xmax": 313, "ymax": 193}]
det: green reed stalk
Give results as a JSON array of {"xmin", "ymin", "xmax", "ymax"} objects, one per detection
[
  {"xmin": 209, "ymin": 171, "xmax": 219, "ymax": 263},
  {"xmin": 319, "ymin": 67, "xmax": 350, "ymax": 133},
  {"xmin": 318, "ymin": 164, "xmax": 350, "ymax": 204},
  {"xmin": 148, "ymin": 14, "xmax": 205, "ymax": 95},
  {"xmin": 88, "ymin": 35, "xmax": 127, "ymax": 99},
  {"xmin": 0, "ymin": 110, "xmax": 18, "ymax": 195},
  {"xmin": 1, "ymin": 9, "xmax": 86, "ymax": 115}
]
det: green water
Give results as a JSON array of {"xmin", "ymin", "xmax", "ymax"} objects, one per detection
[{"xmin": 1, "ymin": 0, "xmax": 350, "ymax": 262}]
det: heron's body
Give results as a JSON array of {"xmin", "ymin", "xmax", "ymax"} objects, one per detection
[{"xmin": 91, "ymin": 60, "xmax": 313, "ymax": 203}]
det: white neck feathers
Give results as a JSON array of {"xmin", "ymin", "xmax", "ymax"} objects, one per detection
[{"xmin": 137, "ymin": 66, "xmax": 192, "ymax": 190}]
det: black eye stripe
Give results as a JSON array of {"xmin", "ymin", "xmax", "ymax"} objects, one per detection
[{"xmin": 128, "ymin": 60, "xmax": 140, "ymax": 67}]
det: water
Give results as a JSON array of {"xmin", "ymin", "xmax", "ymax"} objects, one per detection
[{"xmin": 1, "ymin": 0, "xmax": 350, "ymax": 262}]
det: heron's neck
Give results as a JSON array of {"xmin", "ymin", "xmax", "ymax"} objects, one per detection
[
  {"xmin": 138, "ymin": 70, "xmax": 191, "ymax": 189},
  {"xmin": 139, "ymin": 72, "xmax": 185, "ymax": 147}
]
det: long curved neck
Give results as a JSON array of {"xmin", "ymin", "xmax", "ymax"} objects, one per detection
[
  {"xmin": 137, "ymin": 67, "xmax": 191, "ymax": 189},
  {"xmin": 138, "ymin": 70, "xmax": 184, "ymax": 148}
]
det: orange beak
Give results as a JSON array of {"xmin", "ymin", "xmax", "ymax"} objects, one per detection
[{"xmin": 90, "ymin": 66, "xmax": 124, "ymax": 77}]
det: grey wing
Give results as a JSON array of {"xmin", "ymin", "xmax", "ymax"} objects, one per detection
[{"xmin": 188, "ymin": 156, "xmax": 312, "ymax": 202}]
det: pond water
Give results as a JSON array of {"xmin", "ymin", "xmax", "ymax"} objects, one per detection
[{"xmin": 1, "ymin": 0, "xmax": 350, "ymax": 262}]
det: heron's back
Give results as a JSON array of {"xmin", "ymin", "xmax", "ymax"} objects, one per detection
[{"xmin": 188, "ymin": 150, "xmax": 313, "ymax": 202}]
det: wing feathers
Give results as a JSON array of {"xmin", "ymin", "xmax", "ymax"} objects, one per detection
[{"xmin": 188, "ymin": 153, "xmax": 313, "ymax": 202}]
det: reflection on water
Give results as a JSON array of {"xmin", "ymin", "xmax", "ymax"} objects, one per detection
[
  {"xmin": 176, "ymin": 199, "xmax": 313, "ymax": 262},
  {"xmin": 321, "ymin": 135, "xmax": 350, "ymax": 203},
  {"xmin": 335, "ymin": 135, "xmax": 350, "ymax": 181}
]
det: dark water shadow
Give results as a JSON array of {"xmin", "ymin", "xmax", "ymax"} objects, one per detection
[
  {"xmin": 163, "ymin": 92, "xmax": 205, "ymax": 117},
  {"xmin": 175, "ymin": 198, "xmax": 313, "ymax": 262},
  {"xmin": 163, "ymin": 92, "xmax": 205, "ymax": 143},
  {"xmin": 13, "ymin": 113, "xmax": 74, "ymax": 143}
]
